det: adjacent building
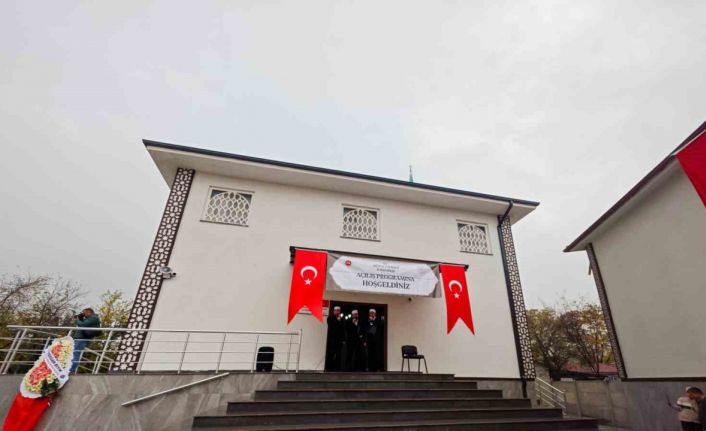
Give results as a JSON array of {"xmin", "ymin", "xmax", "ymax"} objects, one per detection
[{"xmin": 565, "ymin": 122, "xmax": 706, "ymax": 430}]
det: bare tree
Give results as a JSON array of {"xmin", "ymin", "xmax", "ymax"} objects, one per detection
[
  {"xmin": 559, "ymin": 299, "xmax": 612, "ymax": 378},
  {"xmin": 0, "ymin": 273, "xmax": 85, "ymax": 351}
]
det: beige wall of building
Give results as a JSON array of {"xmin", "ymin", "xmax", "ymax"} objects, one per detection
[
  {"xmin": 591, "ymin": 167, "xmax": 706, "ymax": 378},
  {"xmin": 145, "ymin": 170, "xmax": 524, "ymax": 377}
]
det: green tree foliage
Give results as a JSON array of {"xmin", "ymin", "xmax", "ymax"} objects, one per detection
[
  {"xmin": 527, "ymin": 298, "xmax": 614, "ymax": 379},
  {"xmin": 97, "ymin": 290, "xmax": 132, "ymax": 328},
  {"xmin": 527, "ymin": 307, "xmax": 573, "ymax": 380}
]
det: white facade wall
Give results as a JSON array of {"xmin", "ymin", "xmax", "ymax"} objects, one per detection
[
  {"xmin": 592, "ymin": 168, "xmax": 706, "ymax": 378},
  {"xmin": 147, "ymin": 171, "xmax": 522, "ymax": 378}
]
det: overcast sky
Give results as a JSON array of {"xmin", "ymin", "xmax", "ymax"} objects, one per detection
[{"xmin": 1, "ymin": 1, "xmax": 704, "ymax": 308}]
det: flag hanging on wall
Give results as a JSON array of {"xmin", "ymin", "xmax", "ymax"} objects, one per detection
[
  {"xmin": 676, "ymin": 129, "xmax": 706, "ymax": 209},
  {"xmin": 439, "ymin": 264, "xmax": 475, "ymax": 334},
  {"xmin": 287, "ymin": 249, "xmax": 328, "ymax": 323}
]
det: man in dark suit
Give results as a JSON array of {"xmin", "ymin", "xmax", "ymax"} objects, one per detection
[
  {"xmin": 325, "ymin": 306, "xmax": 345, "ymax": 371},
  {"xmin": 345, "ymin": 309, "xmax": 365, "ymax": 371},
  {"xmin": 364, "ymin": 308, "xmax": 384, "ymax": 371}
]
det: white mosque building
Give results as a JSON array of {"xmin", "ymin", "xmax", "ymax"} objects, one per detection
[{"xmin": 114, "ymin": 140, "xmax": 539, "ymax": 383}]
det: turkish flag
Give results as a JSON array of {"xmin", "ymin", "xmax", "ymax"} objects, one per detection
[
  {"xmin": 288, "ymin": 249, "xmax": 328, "ymax": 323},
  {"xmin": 439, "ymin": 264, "xmax": 475, "ymax": 334},
  {"xmin": 677, "ymin": 130, "xmax": 706, "ymax": 209},
  {"xmin": 2, "ymin": 394, "xmax": 53, "ymax": 431}
]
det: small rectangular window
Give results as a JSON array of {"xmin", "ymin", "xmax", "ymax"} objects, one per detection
[
  {"xmin": 342, "ymin": 206, "xmax": 379, "ymax": 241},
  {"xmin": 457, "ymin": 221, "xmax": 492, "ymax": 254},
  {"xmin": 201, "ymin": 187, "xmax": 253, "ymax": 226}
]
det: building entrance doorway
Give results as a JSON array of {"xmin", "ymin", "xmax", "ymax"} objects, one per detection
[{"xmin": 325, "ymin": 300, "xmax": 387, "ymax": 372}]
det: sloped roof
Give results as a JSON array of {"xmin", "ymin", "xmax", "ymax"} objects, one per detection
[
  {"xmin": 564, "ymin": 121, "xmax": 706, "ymax": 252},
  {"xmin": 144, "ymin": 139, "xmax": 540, "ymax": 223}
]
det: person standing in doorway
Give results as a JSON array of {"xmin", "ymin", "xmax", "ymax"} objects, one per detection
[
  {"xmin": 325, "ymin": 306, "xmax": 345, "ymax": 371},
  {"xmin": 364, "ymin": 308, "xmax": 384, "ymax": 372},
  {"xmin": 345, "ymin": 309, "xmax": 365, "ymax": 371},
  {"xmin": 70, "ymin": 308, "xmax": 101, "ymax": 373}
]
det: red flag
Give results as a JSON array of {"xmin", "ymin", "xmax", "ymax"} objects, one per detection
[
  {"xmin": 2, "ymin": 394, "xmax": 53, "ymax": 431},
  {"xmin": 676, "ymin": 130, "xmax": 706, "ymax": 209},
  {"xmin": 439, "ymin": 264, "xmax": 475, "ymax": 334},
  {"xmin": 288, "ymin": 249, "xmax": 328, "ymax": 323}
]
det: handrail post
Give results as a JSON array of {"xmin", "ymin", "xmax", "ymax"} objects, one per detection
[
  {"xmin": 177, "ymin": 333, "xmax": 191, "ymax": 374},
  {"xmin": 215, "ymin": 333, "xmax": 227, "ymax": 373},
  {"xmin": 2, "ymin": 328, "xmax": 27, "ymax": 375},
  {"xmin": 1, "ymin": 329, "xmax": 22, "ymax": 374},
  {"xmin": 563, "ymin": 390, "xmax": 569, "ymax": 416},
  {"xmin": 94, "ymin": 330, "xmax": 113, "ymax": 374},
  {"xmin": 76, "ymin": 348, "xmax": 86, "ymax": 374},
  {"xmin": 250, "ymin": 334, "xmax": 260, "ymax": 373},
  {"xmin": 295, "ymin": 329, "xmax": 302, "ymax": 373},
  {"xmin": 285, "ymin": 334, "xmax": 293, "ymax": 373},
  {"xmin": 137, "ymin": 331, "xmax": 152, "ymax": 375}
]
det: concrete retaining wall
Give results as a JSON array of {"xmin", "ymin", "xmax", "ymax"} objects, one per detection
[
  {"xmin": 0, "ymin": 372, "xmax": 290, "ymax": 431},
  {"xmin": 0, "ymin": 373, "xmax": 531, "ymax": 430},
  {"xmin": 554, "ymin": 380, "xmax": 630, "ymax": 427},
  {"xmin": 553, "ymin": 379, "xmax": 706, "ymax": 431}
]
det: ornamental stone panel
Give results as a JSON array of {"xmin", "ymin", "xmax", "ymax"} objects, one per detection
[{"xmin": 112, "ymin": 168, "xmax": 194, "ymax": 371}]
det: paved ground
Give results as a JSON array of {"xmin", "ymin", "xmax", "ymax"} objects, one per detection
[{"xmin": 599, "ymin": 426, "xmax": 631, "ymax": 431}]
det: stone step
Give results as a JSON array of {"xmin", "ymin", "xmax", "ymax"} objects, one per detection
[
  {"xmin": 227, "ymin": 397, "xmax": 531, "ymax": 413},
  {"xmin": 192, "ymin": 416, "xmax": 599, "ymax": 430},
  {"xmin": 254, "ymin": 388, "xmax": 502, "ymax": 401},
  {"xmin": 293, "ymin": 372, "xmax": 455, "ymax": 381},
  {"xmin": 278, "ymin": 380, "xmax": 478, "ymax": 390},
  {"xmin": 193, "ymin": 407, "xmax": 564, "ymax": 428}
]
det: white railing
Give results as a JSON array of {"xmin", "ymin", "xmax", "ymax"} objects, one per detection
[
  {"xmin": 535, "ymin": 377, "xmax": 569, "ymax": 415},
  {"xmin": 0, "ymin": 325, "xmax": 302, "ymax": 375}
]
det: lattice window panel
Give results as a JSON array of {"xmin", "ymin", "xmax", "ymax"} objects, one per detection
[
  {"xmin": 342, "ymin": 207, "xmax": 379, "ymax": 240},
  {"xmin": 458, "ymin": 222, "xmax": 492, "ymax": 254},
  {"xmin": 202, "ymin": 189, "xmax": 252, "ymax": 226}
]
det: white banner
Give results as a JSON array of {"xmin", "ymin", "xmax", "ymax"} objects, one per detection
[{"xmin": 328, "ymin": 255, "xmax": 439, "ymax": 297}]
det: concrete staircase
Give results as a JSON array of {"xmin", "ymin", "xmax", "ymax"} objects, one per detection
[{"xmin": 192, "ymin": 372, "xmax": 598, "ymax": 430}]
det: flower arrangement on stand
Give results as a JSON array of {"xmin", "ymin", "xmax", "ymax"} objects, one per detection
[{"xmin": 2, "ymin": 336, "xmax": 74, "ymax": 431}]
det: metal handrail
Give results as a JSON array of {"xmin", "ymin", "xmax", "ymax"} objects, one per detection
[
  {"xmin": 6, "ymin": 325, "xmax": 300, "ymax": 335},
  {"xmin": 1, "ymin": 325, "xmax": 302, "ymax": 375},
  {"xmin": 121, "ymin": 372, "xmax": 231, "ymax": 406},
  {"xmin": 535, "ymin": 377, "xmax": 568, "ymax": 415}
]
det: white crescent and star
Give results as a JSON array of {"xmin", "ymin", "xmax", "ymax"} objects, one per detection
[
  {"xmin": 300, "ymin": 266, "xmax": 318, "ymax": 286},
  {"xmin": 448, "ymin": 280, "xmax": 464, "ymax": 299}
]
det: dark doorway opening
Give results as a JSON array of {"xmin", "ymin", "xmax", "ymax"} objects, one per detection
[{"xmin": 326, "ymin": 300, "xmax": 388, "ymax": 372}]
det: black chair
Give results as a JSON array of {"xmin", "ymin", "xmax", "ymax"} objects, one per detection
[
  {"xmin": 256, "ymin": 346, "xmax": 274, "ymax": 372},
  {"xmin": 401, "ymin": 345, "xmax": 428, "ymax": 373}
]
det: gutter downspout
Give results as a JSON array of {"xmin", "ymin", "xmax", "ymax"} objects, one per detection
[{"xmin": 499, "ymin": 200, "xmax": 514, "ymax": 226}]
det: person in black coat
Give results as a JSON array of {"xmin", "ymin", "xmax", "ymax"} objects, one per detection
[
  {"xmin": 325, "ymin": 306, "xmax": 345, "ymax": 371},
  {"xmin": 691, "ymin": 387, "xmax": 706, "ymax": 430},
  {"xmin": 345, "ymin": 309, "xmax": 365, "ymax": 371},
  {"xmin": 364, "ymin": 308, "xmax": 384, "ymax": 372}
]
